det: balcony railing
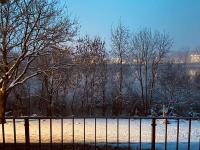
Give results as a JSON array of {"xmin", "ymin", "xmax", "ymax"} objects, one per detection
[{"xmin": 0, "ymin": 116, "xmax": 200, "ymax": 150}]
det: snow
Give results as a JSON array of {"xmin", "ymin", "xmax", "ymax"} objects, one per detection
[{"xmin": 0, "ymin": 118, "xmax": 199, "ymax": 149}]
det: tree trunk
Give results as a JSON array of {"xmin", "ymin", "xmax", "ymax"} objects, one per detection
[
  {"xmin": 0, "ymin": 89, "xmax": 7, "ymax": 124},
  {"xmin": 119, "ymin": 57, "xmax": 123, "ymax": 94},
  {"xmin": 139, "ymin": 64, "xmax": 145, "ymax": 114},
  {"xmin": 102, "ymin": 88, "xmax": 106, "ymax": 116},
  {"xmin": 145, "ymin": 60, "xmax": 148, "ymax": 116},
  {"xmin": 71, "ymin": 90, "xmax": 76, "ymax": 115}
]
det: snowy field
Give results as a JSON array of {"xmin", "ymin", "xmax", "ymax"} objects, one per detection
[{"xmin": 0, "ymin": 118, "xmax": 200, "ymax": 149}]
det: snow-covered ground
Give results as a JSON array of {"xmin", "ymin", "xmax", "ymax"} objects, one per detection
[{"xmin": 0, "ymin": 119, "xmax": 199, "ymax": 149}]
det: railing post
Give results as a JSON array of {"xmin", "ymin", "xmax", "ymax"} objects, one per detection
[
  {"xmin": 188, "ymin": 119, "xmax": 191, "ymax": 150},
  {"xmin": 151, "ymin": 118, "xmax": 156, "ymax": 150},
  {"xmin": 1, "ymin": 119, "xmax": 5, "ymax": 150},
  {"xmin": 24, "ymin": 118, "xmax": 30, "ymax": 150},
  {"xmin": 199, "ymin": 138, "xmax": 200, "ymax": 150}
]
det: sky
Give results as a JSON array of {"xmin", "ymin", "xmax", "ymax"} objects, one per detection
[{"xmin": 66, "ymin": 0, "xmax": 200, "ymax": 51}]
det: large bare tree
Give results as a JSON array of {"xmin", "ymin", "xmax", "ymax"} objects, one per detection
[
  {"xmin": 130, "ymin": 29, "xmax": 172, "ymax": 115},
  {"xmin": 0, "ymin": 0, "xmax": 77, "ymax": 122}
]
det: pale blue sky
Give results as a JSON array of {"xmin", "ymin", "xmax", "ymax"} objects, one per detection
[{"xmin": 66, "ymin": 0, "xmax": 200, "ymax": 51}]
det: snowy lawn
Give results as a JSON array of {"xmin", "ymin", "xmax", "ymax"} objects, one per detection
[{"xmin": 0, "ymin": 118, "xmax": 200, "ymax": 149}]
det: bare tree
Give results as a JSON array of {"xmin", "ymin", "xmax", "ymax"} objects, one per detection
[
  {"xmin": 99, "ymin": 57, "xmax": 108, "ymax": 116},
  {"xmin": 75, "ymin": 36, "xmax": 106, "ymax": 115},
  {"xmin": 0, "ymin": 0, "xmax": 77, "ymax": 122},
  {"xmin": 157, "ymin": 61, "xmax": 193, "ymax": 116},
  {"xmin": 111, "ymin": 22, "xmax": 129, "ymax": 94},
  {"xmin": 34, "ymin": 47, "xmax": 74, "ymax": 116},
  {"xmin": 130, "ymin": 29, "xmax": 172, "ymax": 115},
  {"xmin": 110, "ymin": 22, "xmax": 129, "ymax": 115}
]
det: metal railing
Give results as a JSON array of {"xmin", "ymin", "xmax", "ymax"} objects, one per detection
[{"xmin": 0, "ymin": 116, "xmax": 200, "ymax": 150}]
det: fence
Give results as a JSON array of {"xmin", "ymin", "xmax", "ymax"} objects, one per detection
[{"xmin": 0, "ymin": 116, "xmax": 200, "ymax": 150}]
